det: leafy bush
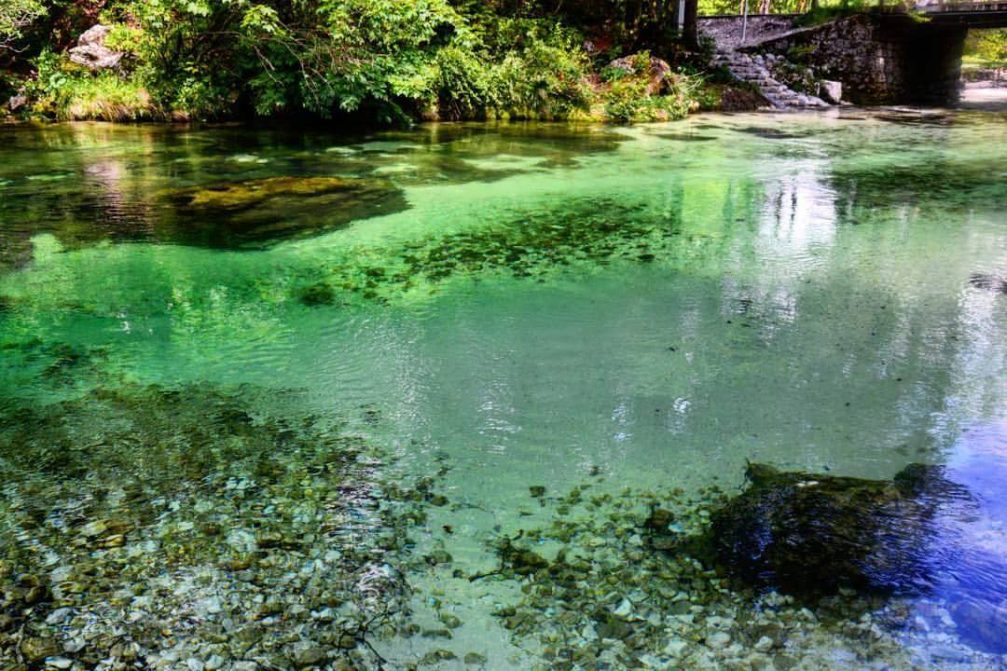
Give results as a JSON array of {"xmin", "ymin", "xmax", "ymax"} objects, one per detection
[
  {"xmin": 25, "ymin": 49, "xmax": 157, "ymax": 121},
  {"xmin": 0, "ymin": 0, "xmax": 44, "ymax": 48},
  {"xmin": 603, "ymin": 73, "xmax": 698, "ymax": 123},
  {"xmin": 965, "ymin": 29, "xmax": 1007, "ymax": 67},
  {"xmin": 488, "ymin": 20, "xmax": 593, "ymax": 119},
  {"xmin": 6, "ymin": 0, "xmax": 712, "ymax": 124}
]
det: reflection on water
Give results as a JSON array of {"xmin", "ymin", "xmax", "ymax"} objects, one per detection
[{"xmin": 0, "ymin": 110, "xmax": 1005, "ymax": 669}]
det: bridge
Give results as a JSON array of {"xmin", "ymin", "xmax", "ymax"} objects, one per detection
[
  {"xmin": 700, "ymin": 4, "xmax": 1007, "ymax": 105},
  {"xmin": 918, "ymin": 1, "xmax": 1007, "ymax": 27}
]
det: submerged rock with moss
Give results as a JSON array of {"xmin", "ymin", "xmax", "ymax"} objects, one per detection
[
  {"xmin": 166, "ymin": 176, "xmax": 409, "ymax": 248},
  {"xmin": 704, "ymin": 463, "xmax": 958, "ymax": 596}
]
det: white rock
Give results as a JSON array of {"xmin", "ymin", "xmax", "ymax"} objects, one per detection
[
  {"xmin": 754, "ymin": 635, "xmax": 774, "ymax": 652},
  {"xmin": 664, "ymin": 639, "xmax": 688, "ymax": 656},
  {"xmin": 199, "ymin": 597, "xmax": 223, "ymax": 615},
  {"xmin": 820, "ymin": 80, "xmax": 843, "ymax": 104},
  {"xmin": 707, "ymin": 631, "xmax": 731, "ymax": 649},
  {"xmin": 614, "ymin": 598, "xmax": 634, "ymax": 618},
  {"xmin": 63, "ymin": 640, "xmax": 86, "ymax": 654},
  {"xmin": 45, "ymin": 608, "xmax": 73, "ymax": 625}
]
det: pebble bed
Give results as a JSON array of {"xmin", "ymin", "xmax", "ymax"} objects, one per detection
[
  {"xmin": 1, "ymin": 385, "xmax": 1005, "ymax": 670},
  {"xmin": 463, "ymin": 481, "xmax": 1007, "ymax": 671},
  {"xmin": 0, "ymin": 384, "xmax": 447, "ymax": 671}
]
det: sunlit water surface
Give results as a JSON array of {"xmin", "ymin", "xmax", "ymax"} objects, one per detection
[{"xmin": 1, "ymin": 109, "xmax": 1006, "ymax": 670}]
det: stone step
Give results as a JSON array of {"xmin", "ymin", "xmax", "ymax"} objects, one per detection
[{"xmin": 714, "ymin": 46, "xmax": 833, "ymax": 111}]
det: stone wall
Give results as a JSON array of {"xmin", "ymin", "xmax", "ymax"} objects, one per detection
[
  {"xmin": 749, "ymin": 14, "xmax": 967, "ymax": 105},
  {"xmin": 699, "ymin": 15, "xmax": 802, "ymax": 50}
]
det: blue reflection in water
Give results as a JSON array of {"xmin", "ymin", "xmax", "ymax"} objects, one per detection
[{"xmin": 935, "ymin": 423, "xmax": 1007, "ymax": 653}]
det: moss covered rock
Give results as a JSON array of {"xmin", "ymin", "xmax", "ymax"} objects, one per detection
[{"xmin": 167, "ymin": 176, "xmax": 409, "ymax": 248}]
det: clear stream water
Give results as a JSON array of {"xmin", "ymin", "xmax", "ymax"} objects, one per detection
[{"xmin": 0, "ymin": 109, "xmax": 1005, "ymax": 670}]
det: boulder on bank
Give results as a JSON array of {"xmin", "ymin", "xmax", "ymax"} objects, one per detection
[
  {"xmin": 819, "ymin": 80, "xmax": 843, "ymax": 105},
  {"xmin": 607, "ymin": 55, "xmax": 673, "ymax": 96},
  {"xmin": 69, "ymin": 25, "xmax": 124, "ymax": 71}
]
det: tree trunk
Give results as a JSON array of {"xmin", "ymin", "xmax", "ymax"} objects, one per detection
[{"xmin": 683, "ymin": 0, "xmax": 699, "ymax": 49}]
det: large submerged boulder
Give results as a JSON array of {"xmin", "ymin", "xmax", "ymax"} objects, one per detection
[
  {"xmin": 706, "ymin": 463, "xmax": 971, "ymax": 596},
  {"xmin": 165, "ymin": 176, "xmax": 408, "ymax": 248},
  {"xmin": 684, "ymin": 462, "xmax": 1007, "ymax": 653}
]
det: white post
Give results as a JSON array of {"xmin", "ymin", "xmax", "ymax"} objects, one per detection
[
  {"xmin": 742, "ymin": 0, "xmax": 749, "ymax": 44},
  {"xmin": 679, "ymin": 0, "xmax": 686, "ymax": 31}
]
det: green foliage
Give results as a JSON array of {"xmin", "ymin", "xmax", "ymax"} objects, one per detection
[
  {"xmin": 603, "ymin": 67, "xmax": 699, "ymax": 123},
  {"xmin": 0, "ymin": 0, "xmax": 45, "ymax": 95},
  {"xmin": 24, "ymin": 49, "xmax": 157, "ymax": 120},
  {"xmin": 489, "ymin": 21, "xmax": 593, "ymax": 119},
  {"xmin": 0, "ymin": 0, "xmax": 44, "ymax": 47},
  {"xmin": 965, "ymin": 29, "xmax": 1007, "ymax": 67},
  {"xmin": 769, "ymin": 57, "xmax": 817, "ymax": 94},
  {"xmin": 786, "ymin": 44, "xmax": 817, "ymax": 63},
  {"xmin": 3, "ymin": 0, "xmax": 712, "ymax": 123}
]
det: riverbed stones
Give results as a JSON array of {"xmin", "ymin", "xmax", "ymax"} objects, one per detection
[
  {"xmin": 20, "ymin": 636, "xmax": 60, "ymax": 662},
  {"xmin": 0, "ymin": 383, "xmax": 452, "ymax": 668}
]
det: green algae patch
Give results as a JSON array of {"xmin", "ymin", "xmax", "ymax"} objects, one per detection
[
  {"xmin": 166, "ymin": 176, "xmax": 410, "ymax": 248},
  {"xmin": 293, "ymin": 198, "xmax": 691, "ymax": 307},
  {"xmin": 178, "ymin": 176, "xmax": 362, "ymax": 211},
  {"xmin": 830, "ymin": 156, "xmax": 1007, "ymax": 212}
]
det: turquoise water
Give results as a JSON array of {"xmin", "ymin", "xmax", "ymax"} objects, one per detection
[{"xmin": 1, "ymin": 110, "xmax": 1006, "ymax": 670}]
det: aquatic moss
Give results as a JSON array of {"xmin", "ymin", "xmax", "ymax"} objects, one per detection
[
  {"xmin": 177, "ymin": 177, "xmax": 367, "ymax": 211},
  {"xmin": 295, "ymin": 198, "xmax": 683, "ymax": 306},
  {"xmin": 166, "ymin": 176, "xmax": 410, "ymax": 248},
  {"xmin": 830, "ymin": 156, "xmax": 1007, "ymax": 211}
]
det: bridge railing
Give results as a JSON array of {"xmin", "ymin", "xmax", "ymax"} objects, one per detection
[{"xmin": 914, "ymin": 0, "xmax": 1007, "ymax": 11}]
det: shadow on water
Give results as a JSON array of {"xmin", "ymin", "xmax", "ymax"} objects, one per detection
[{"xmin": 830, "ymin": 156, "xmax": 1007, "ymax": 211}]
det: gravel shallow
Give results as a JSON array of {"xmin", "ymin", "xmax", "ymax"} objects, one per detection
[
  {"xmin": 401, "ymin": 479, "xmax": 1007, "ymax": 671},
  {"xmin": 2, "ymin": 386, "xmax": 1005, "ymax": 670},
  {"xmin": 0, "ymin": 384, "xmax": 447, "ymax": 671}
]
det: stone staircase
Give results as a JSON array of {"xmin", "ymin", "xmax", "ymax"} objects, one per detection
[{"xmin": 713, "ymin": 50, "xmax": 829, "ymax": 110}]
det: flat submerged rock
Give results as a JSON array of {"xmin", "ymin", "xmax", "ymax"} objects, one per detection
[{"xmin": 165, "ymin": 175, "xmax": 409, "ymax": 248}]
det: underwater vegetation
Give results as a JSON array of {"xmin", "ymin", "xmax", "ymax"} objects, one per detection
[{"xmin": 294, "ymin": 198, "xmax": 687, "ymax": 307}]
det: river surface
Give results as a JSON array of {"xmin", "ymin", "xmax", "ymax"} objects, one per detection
[{"xmin": 0, "ymin": 109, "xmax": 1006, "ymax": 670}]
